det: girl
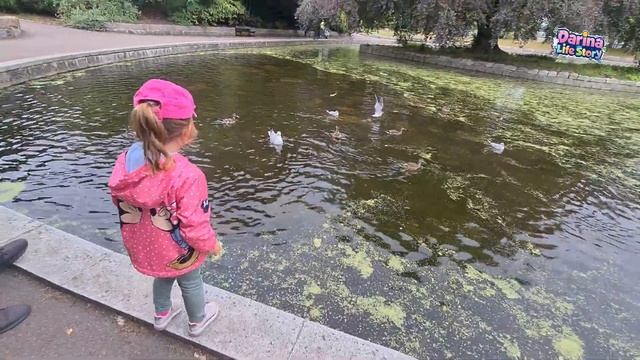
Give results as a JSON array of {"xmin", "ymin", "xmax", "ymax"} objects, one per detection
[{"xmin": 109, "ymin": 79, "xmax": 222, "ymax": 337}]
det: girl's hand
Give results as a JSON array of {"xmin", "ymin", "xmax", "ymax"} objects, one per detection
[{"xmin": 208, "ymin": 240, "xmax": 224, "ymax": 261}]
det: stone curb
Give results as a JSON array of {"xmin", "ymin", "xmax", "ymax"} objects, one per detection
[
  {"xmin": 0, "ymin": 39, "xmax": 349, "ymax": 89},
  {"xmin": 0, "ymin": 205, "xmax": 415, "ymax": 360},
  {"xmin": 360, "ymin": 44, "xmax": 640, "ymax": 93}
]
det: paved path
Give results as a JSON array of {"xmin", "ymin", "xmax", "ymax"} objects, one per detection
[
  {"xmin": 0, "ymin": 20, "xmax": 324, "ymax": 63},
  {"xmin": 0, "ymin": 267, "xmax": 219, "ymax": 360}
]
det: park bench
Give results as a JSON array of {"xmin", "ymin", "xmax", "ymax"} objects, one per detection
[{"xmin": 235, "ymin": 26, "xmax": 256, "ymax": 37}]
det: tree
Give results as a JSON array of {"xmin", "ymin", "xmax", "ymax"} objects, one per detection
[
  {"xmin": 355, "ymin": 0, "xmax": 550, "ymax": 53},
  {"xmin": 295, "ymin": 0, "xmax": 359, "ymax": 34}
]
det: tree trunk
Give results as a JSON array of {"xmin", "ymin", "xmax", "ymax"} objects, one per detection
[{"xmin": 471, "ymin": 21, "xmax": 504, "ymax": 54}]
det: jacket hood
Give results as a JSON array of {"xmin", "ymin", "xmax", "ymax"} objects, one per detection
[{"xmin": 109, "ymin": 152, "xmax": 174, "ymax": 209}]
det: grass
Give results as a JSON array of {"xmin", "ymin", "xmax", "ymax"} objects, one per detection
[
  {"xmin": 404, "ymin": 43, "xmax": 640, "ymax": 82},
  {"xmin": 371, "ymin": 28, "xmax": 395, "ymax": 38}
]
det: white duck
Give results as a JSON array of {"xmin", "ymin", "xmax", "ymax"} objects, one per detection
[
  {"xmin": 268, "ymin": 129, "xmax": 284, "ymax": 146},
  {"xmin": 488, "ymin": 141, "xmax": 505, "ymax": 154},
  {"xmin": 372, "ymin": 94, "xmax": 384, "ymax": 118},
  {"xmin": 326, "ymin": 110, "xmax": 339, "ymax": 117}
]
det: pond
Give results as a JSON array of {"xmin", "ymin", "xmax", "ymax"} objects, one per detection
[{"xmin": 1, "ymin": 46, "xmax": 639, "ymax": 359}]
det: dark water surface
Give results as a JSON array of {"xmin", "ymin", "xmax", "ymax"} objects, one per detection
[{"xmin": 1, "ymin": 46, "xmax": 639, "ymax": 359}]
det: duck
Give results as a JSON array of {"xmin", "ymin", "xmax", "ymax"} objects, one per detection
[
  {"xmin": 221, "ymin": 113, "xmax": 239, "ymax": 125},
  {"xmin": 372, "ymin": 94, "xmax": 384, "ymax": 118},
  {"xmin": 331, "ymin": 126, "xmax": 347, "ymax": 140},
  {"xmin": 326, "ymin": 110, "xmax": 339, "ymax": 117},
  {"xmin": 268, "ymin": 129, "xmax": 284, "ymax": 146},
  {"xmin": 386, "ymin": 128, "xmax": 406, "ymax": 136},
  {"xmin": 488, "ymin": 141, "xmax": 505, "ymax": 154},
  {"xmin": 403, "ymin": 159, "xmax": 425, "ymax": 172}
]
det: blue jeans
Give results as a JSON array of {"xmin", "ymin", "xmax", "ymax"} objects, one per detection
[{"xmin": 153, "ymin": 267, "xmax": 205, "ymax": 323}]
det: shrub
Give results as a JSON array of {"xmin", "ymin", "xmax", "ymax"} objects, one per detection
[
  {"xmin": 0, "ymin": 0, "xmax": 56, "ymax": 14},
  {"xmin": 56, "ymin": 0, "xmax": 139, "ymax": 30},
  {"xmin": 19, "ymin": 0, "xmax": 57, "ymax": 14},
  {"xmin": 295, "ymin": 0, "xmax": 358, "ymax": 34},
  {"xmin": 0, "ymin": 0, "xmax": 19, "ymax": 12},
  {"xmin": 169, "ymin": 0, "xmax": 245, "ymax": 26}
]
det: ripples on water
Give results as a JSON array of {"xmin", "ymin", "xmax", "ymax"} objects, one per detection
[{"xmin": 1, "ymin": 47, "xmax": 639, "ymax": 358}]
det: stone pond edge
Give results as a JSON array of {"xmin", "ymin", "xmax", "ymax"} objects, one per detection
[
  {"xmin": 361, "ymin": 44, "xmax": 640, "ymax": 93},
  {"xmin": 0, "ymin": 205, "xmax": 416, "ymax": 360},
  {"xmin": 0, "ymin": 38, "xmax": 350, "ymax": 89}
]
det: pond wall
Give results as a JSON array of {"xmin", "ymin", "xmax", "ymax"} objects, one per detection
[
  {"xmin": 361, "ymin": 44, "xmax": 640, "ymax": 93},
  {"xmin": 0, "ymin": 39, "xmax": 348, "ymax": 89}
]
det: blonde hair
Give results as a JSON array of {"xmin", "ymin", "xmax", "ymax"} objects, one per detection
[{"xmin": 129, "ymin": 101, "xmax": 197, "ymax": 173}]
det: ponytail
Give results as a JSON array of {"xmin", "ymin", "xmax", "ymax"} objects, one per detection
[{"xmin": 129, "ymin": 102, "xmax": 174, "ymax": 173}]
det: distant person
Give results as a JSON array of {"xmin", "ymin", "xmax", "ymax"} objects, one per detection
[
  {"xmin": 319, "ymin": 19, "xmax": 329, "ymax": 39},
  {"xmin": 0, "ymin": 239, "xmax": 31, "ymax": 334},
  {"xmin": 108, "ymin": 79, "xmax": 222, "ymax": 337}
]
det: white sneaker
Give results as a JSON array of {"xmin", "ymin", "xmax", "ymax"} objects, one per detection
[
  {"xmin": 154, "ymin": 305, "xmax": 182, "ymax": 331},
  {"xmin": 188, "ymin": 302, "xmax": 219, "ymax": 337}
]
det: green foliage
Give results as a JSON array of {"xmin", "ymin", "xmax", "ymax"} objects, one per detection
[
  {"xmin": 295, "ymin": 0, "xmax": 358, "ymax": 34},
  {"xmin": 19, "ymin": 0, "xmax": 57, "ymax": 13},
  {"xmin": 356, "ymin": 0, "xmax": 640, "ymax": 57},
  {"xmin": 0, "ymin": 0, "xmax": 56, "ymax": 13},
  {"xmin": 0, "ymin": 0, "xmax": 19, "ymax": 12},
  {"xmin": 169, "ymin": 0, "xmax": 245, "ymax": 26},
  {"xmin": 56, "ymin": 0, "xmax": 139, "ymax": 30}
]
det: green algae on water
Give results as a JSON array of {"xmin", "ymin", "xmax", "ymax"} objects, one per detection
[
  {"xmin": 553, "ymin": 328, "xmax": 584, "ymax": 360},
  {"xmin": 464, "ymin": 265, "xmax": 521, "ymax": 299},
  {"xmin": 387, "ymin": 255, "xmax": 407, "ymax": 272},
  {"xmin": 355, "ymin": 296, "xmax": 406, "ymax": 328},
  {"xmin": 0, "ymin": 182, "xmax": 25, "ymax": 203},
  {"xmin": 499, "ymin": 336, "xmax": 521, "ymax": 360},
  {"xmin": 341, "ymin": 246, "xmax": 374, "ymax": 278}
]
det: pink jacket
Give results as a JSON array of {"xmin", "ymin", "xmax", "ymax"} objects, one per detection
[{"xmin": 108, "ymin": 152, "xmax": 218, "ymax": 278}]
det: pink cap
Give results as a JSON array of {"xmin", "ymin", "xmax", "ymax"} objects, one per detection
[{"xmin": 133, "ymin": 79, "xmax": 196, "ymax": 121}]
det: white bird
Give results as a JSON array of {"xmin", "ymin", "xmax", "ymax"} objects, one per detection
[
  {"xmin": 372, "ymin": 95, "xmax": 384, "ymax": 118},
  {"xmin": 326, "ymin": 110, "xmax": 339, "ymax": 117},
  {"xmin": 489, "ymin": 141, "xmax": 505, "ymax": 154},
  {"xmin": 268, "ymin": 129, "xmax": 284, "ymax": 146}
]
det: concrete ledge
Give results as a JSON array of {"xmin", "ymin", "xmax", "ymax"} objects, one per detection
[
  {"xmin": 105, "ymin": 22, "xmax": 307, "ymax": 38},
  {"xmin": 0, "ymin": 38, "xmax": 349, "ymax": 89},
  {"xmin": 360, "ymin": 44, "xmax": 640, "ymax": 93},
  {"xmin": 0, "ymin": 206, "xmax": 414, "ymax": 360}
]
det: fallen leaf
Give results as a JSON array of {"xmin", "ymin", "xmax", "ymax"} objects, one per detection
[
  {"xmin": 115, "ymin": 315, "xmax": 125, "ymax": 326},
  {"xmin": 194, "ymin": 352, "xmax": 207, "ymax": 360},
  {"xmin": 66, "ymin": 328, "xmax": 73, "ymax": 336},
  {"xmin": 0, "ymin": 182, "xmax": 25, "ymax": 203}
]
